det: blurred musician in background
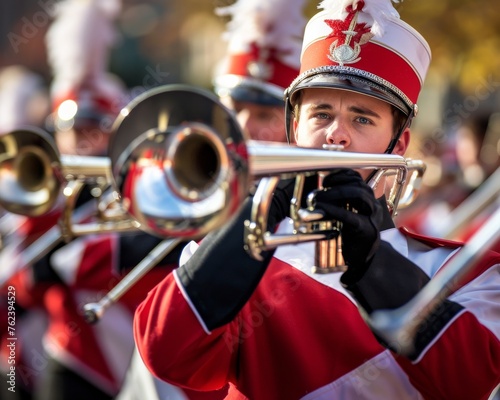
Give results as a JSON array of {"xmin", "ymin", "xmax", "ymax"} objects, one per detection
[
  {"xmin": 395, "ymin": 112, "xmax": 500, "ymax": 248},
  {"xmin": 134, "ymin": 0, "xmax": 500, "ymax": 398},
  {"xmin": 0, "ymin": 65, "xmax": 50, "ymax": 400},
  {"xmin": 4, "ymin": 1, "xmax": 184, "ymax": 399}
]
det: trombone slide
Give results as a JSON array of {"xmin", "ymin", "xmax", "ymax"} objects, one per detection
[
  {"xmin": 83, "ymin": 238, "xmax": 182, "ymax": 323},
  {"xmin": 0, "ymin": 199, "xmax": 98, "ymax": 288},
  {"xmin": 367, "ymin": 205, "xmax": 500, "ymax": 355}
]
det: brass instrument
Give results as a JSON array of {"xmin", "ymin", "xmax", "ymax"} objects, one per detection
[
  {"xmin": 104, "ymin": 84, "xmax": 500, "ymax": 356},
  {"xmin": 3, "ymin": 84, "xmax": 494, "ymax": 358},
  {"xmin": 0, "ymin": 127, "xmax": 140, "ymax": 238},
  {"xmin": 0, "ymin": 201, "xmax": 97, "ymax": 287},
  {"xmin": 82, "ymin": 84, "xmax": 418, "ymax": 321},
  {"xmin": 0, "ymin": 85, "xmax": 428, "ymax": 325},
  {"xmin": 243, "ymin": 143, "xmax": 411, "ymax": 272}
]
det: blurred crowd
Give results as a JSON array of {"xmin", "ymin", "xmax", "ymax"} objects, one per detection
[{"xmin": 0, "ymin": 0, "xmax": 499, "ymax": 399}]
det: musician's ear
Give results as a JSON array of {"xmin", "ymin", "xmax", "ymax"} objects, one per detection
[{"xmin": 393, "ymin": 128, "xmax": 410, "ymax": 156}]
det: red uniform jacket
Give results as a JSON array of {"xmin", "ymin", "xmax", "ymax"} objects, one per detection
[{"xmin": 134, "ymin": 222, "xmax": 500, "ymax": 399}]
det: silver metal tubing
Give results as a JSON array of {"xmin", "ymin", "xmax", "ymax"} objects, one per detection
[
  {"xmin": 0, "ymin": 199, "xmax": 98, "ymax": 288},
  {"xmin": 368, "ymin": 205, "xmax": 500, "ymax": 355},
  {"xmin": 83, "ymin": 238, "xmax": 182, "ymax": 324},
  {"xmin": 436, "ymin": 167, "xmax": 500, "ymax": 240}
]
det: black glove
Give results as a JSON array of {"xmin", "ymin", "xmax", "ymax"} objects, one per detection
[
  {"xmin": 176, "ymin": 180, "xmax": 296, "ymax": 331},
  {"xmin": 310, "ymin": 169, "xmax": 383, "ymax": 282},
  {"xmin": 268, "ymin": 175, "xmax": 319, "ymax": 230},
  {"xmin": 306, "ymin": 169, "xmax": 464, "ymax": 360},
  {"xmin": 347, "ymin": 240, "xmax": 463, "ymax": 360}
]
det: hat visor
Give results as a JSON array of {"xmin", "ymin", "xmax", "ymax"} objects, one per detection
[
  {"xmin": 224, "ymin": 85, "xmax": 284, "ymax": 106},
  {"xmin": 288, "ymin": 72, "xmax": 410, "ymax": 115},
  {"xmin": 214, "ymin": 75, "xmax": 285, "ymax": 106}
]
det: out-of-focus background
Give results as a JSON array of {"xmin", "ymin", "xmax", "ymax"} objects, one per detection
[{"xmin": 1, "ymin": 0, "xmax": 500, "ymax": 235}]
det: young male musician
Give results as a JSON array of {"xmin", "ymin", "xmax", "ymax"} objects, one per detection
[{"xmin": 134, "ymin": 1, "xmax": 500, "ymax": 398}]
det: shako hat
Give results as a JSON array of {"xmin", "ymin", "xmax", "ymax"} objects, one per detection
[
  {"xmin": 285, "ymin": 0, "xmax": 431, "ymax": 117},
  {"xmin": 45, "ymin": 0, "xmax": 126, "ymax": 132},
  {"xmin": 213, "ymin": 0, "xmax": 308, "ymax": 106}
]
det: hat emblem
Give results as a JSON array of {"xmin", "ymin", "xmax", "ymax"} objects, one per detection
[
  {"xmin": 246, "ymin": 44, "xmax": 274, "ymax": 80},
  {"xmin": 324, "ymin": 0, "xmax": 373, "ymax": 66},
  {"xmin": 247, "ymin": 60, "xmax": 273, "ymax": 80}
]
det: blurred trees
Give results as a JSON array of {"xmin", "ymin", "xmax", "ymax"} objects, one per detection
[{"xmin": 2, "ymin": 0, "xmax": 499, "ymax": 98}]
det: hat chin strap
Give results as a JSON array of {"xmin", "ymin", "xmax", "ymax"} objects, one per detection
[
  {"xmin": 285, "ymin": 99, "xmax": 294, "ymax": 144},
  {"xmin": 365, "ymin": 107, "xmax": 415, "ymax": 186},
  {"xmin": 384, "ymin": 107, "xmax": 415, "ymax": 155}
]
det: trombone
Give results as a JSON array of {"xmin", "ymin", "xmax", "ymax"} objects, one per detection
[
  {"xmin": 0, "ymin": 85, "xmax": 427, "ymax": 327},
  {"xmin": 80, "ymin": 84, "xmax": 418, "ymax": 320},
  {"xmin": 101, "ymin": 84, "xmax": 498, "ymax": 353},
  {"xmin": 0, "ymin": 127, "xmax": 141, "ymax": 288},
  {"xmin": 368, "ymin": 205, "xmax": 500, "ymax": 355},
  {"xmin": 0, "ymin": 127, "xmax": 141, "ymax": 236}
]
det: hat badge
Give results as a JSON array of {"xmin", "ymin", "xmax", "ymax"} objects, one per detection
[
  {"xmin": 246, "ymin": 44, "xmax": 274, "ymax": 80},
  {"xmin": 325, "ymin": 0, "xmax": 373, "ymax": 66}
]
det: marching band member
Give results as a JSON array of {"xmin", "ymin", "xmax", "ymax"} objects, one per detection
[
  {"xmin": 0, "ymin": 65, "xmax": 51, "ymax": 400},
  {"xmin": 8, "ymin": 1, "xmax": 182, "ymax": 399},
  {"xmin": 134, "ymin": 0, "xmax": 500, "ymax": 398}
]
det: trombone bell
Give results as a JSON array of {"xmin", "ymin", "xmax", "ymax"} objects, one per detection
[
  {"xmin": 109, "ymin": 85, "xmax": 251, "ymax": 239},
  {"xmin": 0, "ymin": 128, "xmax": 62, "ymax": 216}
]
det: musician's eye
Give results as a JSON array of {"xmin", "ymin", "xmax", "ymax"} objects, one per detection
[
  {"xmin": 314, "ymin": 112, "xmax": 330, "ymax": 120},
  {"xmin": 355, "ymin": 116, "xmax": 372, "ymax": 125}
]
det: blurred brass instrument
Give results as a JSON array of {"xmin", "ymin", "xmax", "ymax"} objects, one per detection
[{"xmin": 0, "ymin": 127, "xmax": 140, "ymax": 235}]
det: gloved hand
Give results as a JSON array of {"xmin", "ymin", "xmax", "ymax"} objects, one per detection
[
  {"xmin": 309, "ymin": 169, "xmax": 383, "ymax": 282},
  {"xmin": 305, "ymin": 169, "xmax": 464, "ymax": 361},
  {"xmin": 268, "ymin": 175, "xmax": 319, "ymax": 230}
]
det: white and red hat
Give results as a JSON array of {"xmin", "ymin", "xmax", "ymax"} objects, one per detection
[
  {"xmin": 0, "ymin": 65, "xmax": 49, "ymax": 134},
  {"xmin": 285, "ymin": 0, "xmax": 431, "ymax": 116},
  {"xmin": 45, "ymin": 0, "xmax": 126, "ymax": 132},
  {"xmin": 213, "ymin": 0, "xmax": 308, "ymax": 106}
]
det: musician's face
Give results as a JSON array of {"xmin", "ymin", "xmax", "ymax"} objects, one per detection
[
  {"xmin": 293, "ymin": 88, "xmax": 409, "ymax": 194},
  {"xmin": 293, "ymin": 88, "xmax": 408, "ymax": 152},
  {"xmin": 220, "ymin": 96, "xmax": 287, "ymax": 143}
]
